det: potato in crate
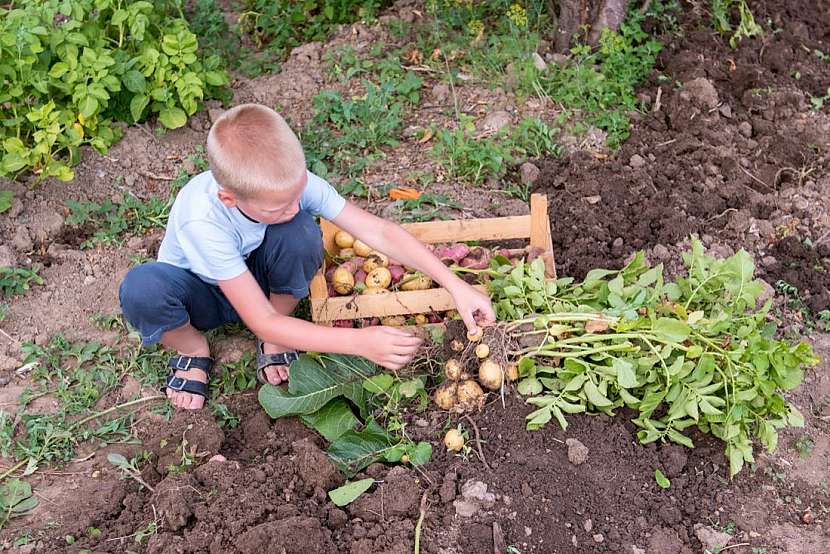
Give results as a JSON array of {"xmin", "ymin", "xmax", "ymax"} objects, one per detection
[{"xmin": 309, "ymin": 193, "xmax": 556, "ymax": 326}]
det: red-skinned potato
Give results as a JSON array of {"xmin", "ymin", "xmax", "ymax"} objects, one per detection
[{"xmin": 389, "ymin": 265, "xmax": 405, "ymax": 283}]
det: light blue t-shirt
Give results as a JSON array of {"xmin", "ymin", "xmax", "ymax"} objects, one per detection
[{"xmin": 157, "ymin": 170, "xmax": 345, "ymax": 284}]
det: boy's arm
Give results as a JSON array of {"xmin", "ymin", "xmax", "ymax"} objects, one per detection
[
  {"xmin": 332, "ymin": 203, "xmax": 496, "ymax": 333},
  {"xmin": 217, "ymin": 271, "xmax": 422, "ymax": 369}
]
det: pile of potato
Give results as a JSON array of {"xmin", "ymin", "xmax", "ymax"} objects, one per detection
[
  {"xmin": 433, "ymin": 329, "xmax": 518, "ymax": 414},
  {"xmin": 325, "ymin": 230, "xmax": 543, "ymax": 299}
]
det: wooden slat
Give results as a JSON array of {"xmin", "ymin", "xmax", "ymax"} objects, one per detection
[
  {"xmin": 529, "ymin": 193, "xmax": 556, "ymax": 278},
  {"xmin": 310, "ymin": 194, "xmax": 556, "ymax": 322},
  {"xmin": 312, "ymin": 285, "xmax": 487, "ymax": 321},
  {"xmin": 401, "ymin": 215, "xmax": 532, "ymax": 243}
]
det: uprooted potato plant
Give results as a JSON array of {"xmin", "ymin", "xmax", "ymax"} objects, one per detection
[{"xmin": 261, "ymin": 237, "xmax": 819, "ymax": 479}]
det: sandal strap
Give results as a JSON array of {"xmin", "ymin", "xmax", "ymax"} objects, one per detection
[
  {"xmin": 161, "ymin": 375, "xmax": 209, "ymax": 399},
  {"xmin": 168, "ymin": 355, "xmax": 214, "ymax": 375}
]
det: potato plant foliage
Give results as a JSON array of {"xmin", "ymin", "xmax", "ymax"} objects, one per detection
[
  {"xmin": 0, "ymin": 0, "xmax": 228, "ymax": 182},
  {"xmin": 490, "ymin": 239, "xmax": 818, "ymax": 476}
]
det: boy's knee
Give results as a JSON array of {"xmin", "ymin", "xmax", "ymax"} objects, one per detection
[{"xmin": 119, "ymin": 264, "xmax": 175, "ymax": 316}]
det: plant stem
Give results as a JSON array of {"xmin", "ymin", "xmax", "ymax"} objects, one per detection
[
  {"xmin": 72, "ymin": 395, "xmax": 164, "ymax": 428},
  {"xmin": 0, "ymin": 460, "xmax": 27, "ymax": 482}
]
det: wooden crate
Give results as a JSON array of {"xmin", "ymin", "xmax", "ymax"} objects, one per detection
[{"xmin": 309, "ymin": 193, "xmax": 555, "ymax": 324}]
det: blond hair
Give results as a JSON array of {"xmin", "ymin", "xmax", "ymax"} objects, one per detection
[{"xmin": 206, "ymin": 104, "xmax": 306, "ymax": 197}]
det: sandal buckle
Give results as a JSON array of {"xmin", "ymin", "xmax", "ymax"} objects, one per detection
[
  {"xmin": 174, "ymin": 357, "xmax": 192, "ymax": 371},
  {"xmin": 167, "ymin": 377, "xmax": 187, "ymax": 391}
]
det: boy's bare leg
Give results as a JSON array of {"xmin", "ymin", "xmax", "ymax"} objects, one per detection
[
  {"xmin": 161, "ymin": 323, "xmax": 211, "ymax": 410},
  {"xmin": 260, "ymin": 293, "xmax": 300, "ymax": 385}
]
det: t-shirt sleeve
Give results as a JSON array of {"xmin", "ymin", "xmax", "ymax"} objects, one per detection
[
  {"xmin": 300, "ymin": 171, "xmax": 347, "ymax": 220},
  {"xmin": 177, "ymin": 220, "xmax": 248, "ymax": 281}
]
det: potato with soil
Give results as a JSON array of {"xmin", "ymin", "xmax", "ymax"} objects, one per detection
[
  {"xmin": 444, "ymin": 428, "xmax": 465, "ymax": 451},
  {"xmin": 400, "ymin": 273, "xmax": 433, "ymax": 291},
  {"xmin": 478, "ymin": 358, "xmax": 503, "ymax": 391},
  {"xmin": 365, "ymin": 267, "xmax": 392, "ymax": 289},
  {"xmin": 335, "ymin": 230, "xmax": 355, "ymax": 249},
  {"xmin": 331, "ymin": 267, "xmax": 354, "ymax": 295}
]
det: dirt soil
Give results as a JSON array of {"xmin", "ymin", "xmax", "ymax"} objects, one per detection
[{"xmin": 1, "ymin": 0, "xmax": 830, "ymax": 553}]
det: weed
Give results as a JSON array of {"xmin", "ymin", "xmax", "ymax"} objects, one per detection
[
  {"xmin": 303, "ymin": 81, "xmax": 404, "ymax": 178},
  {"xmin": 166, "ymin": 425, "xmax": 207, "ymax": 474},
  {"xmin": 793, "ymin": 434, "xmax": 814, "ymax": 458},
  {"xmin": 238, "ymin": 0, "xmax": 391, "ymax": 63},
  {"xmin": 711, "ymin": 0, "xmax": 763, "ymax": 48},
  {"xmin": 0, "ymin": 266, "xmax": 44, "ymax": 298},
  {"xmin": 0, "ymin": 335, "xmax": 168, "ymax": 480},
  {"xmin": 108, "ymin": 452, "xmax": 155, "ymax": 491},
  {"xmin": 810, "ymin": 88, "xmax": 830, "ymax": 111},
  {"xmin": 750, "ymin": 548, "xmax": 767, "ymax": 554},
  {"xmin": 433, "ymin": 115, "xmax": 512, "ymax": 185},
  {"xmin": 393, "ymin": 192, "xmax": 462, "ymax": 222},
  {"xmin": 213, "ymin": 353, "xmax": 258, "ymax": 398},
  {"xmin": 433, "ymin": 115, "xmax": 560, "ymax": 185},
  {"xmin": 211, "ymin": 403, "xmax": 241, "ymax": 429}
]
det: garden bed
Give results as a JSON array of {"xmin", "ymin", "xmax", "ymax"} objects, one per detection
[{"xmin": 0, "ymin": 1, "xmax": 828, "ymax": 553}]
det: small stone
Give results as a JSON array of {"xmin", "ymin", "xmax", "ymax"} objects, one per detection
[
  {"xmin": 571, "ymin": 535, "xmax": 578, "ymax": 547},
  {"xmin": 719, "ymin": 104, "xmax": 733, "ymax": 118},
  {"xmin": 125, "ymin": 174, "xmax": 138, "ymax": 188},
  {"xmin": 83, "ymin": 275, "xmax": 97, "ymax": 286},
  {"xmin": 694, "ymin": 524, "xmax": 732, "ymax": 551},
  {"xmin": 482, "ymin": 110, "xmax": 512, "ymax": 133},
  {"xmin": 629, "ymin": 154, "xmax": 646, "ymax": 169},
  {"xmin": 524, "ymin": 526, "xmax": 532, "ymax": 536},
  {"xmin": 521, "ymin": 482, "xmax": 532, "ymax": 497},
  {"xmin": 453, "ymin": 499, "xmax": 480, "ymax": 517},
  {"xmin": 520, "ymin": 162, "xmax": 541, "ymax": 184},
  {"xmin": 209, "ymin": 454, "xmax": 227, "ymax": 463},
  {"xmin": 461, "ymin": 480, "xmax": 495, "ymax": 508},
  {"xmin": 550, "ymin": 53, "xmax": 569, "ymax": 66},
  {"xmin": 652, "ymin": 244, "xmax": 670, "ymax": 260},
  {"xmin": 565, "ymin": 438, "xmax": 589, "ymax": 465},
  {"xmin": 583, "ymin": 519, "xmax": 593, "ymax": 532},
  {"xmin": 632, "ymin": 547, "xmax": 646, "ymax": 554},
  {"xmin": 593, "ymin": 534, "xmax": 604, "ymax": 543},
  {"xmin": 11, "ymin": 226, "xmax": 33, "ymax": 253},
  {"xmin": 432, "ymin": 83, "xmax": 450, "ymax": 103},
  {"xmin": 531, "ymin": 52, "xmax": 547, "ymax": 71},
  {"xmin": 584, "ymin": 195, "xmax": 602, "ymax": 204},
  {"xmin": 738, "ymin": 121, "xmax": 753, "ymax": 138}
]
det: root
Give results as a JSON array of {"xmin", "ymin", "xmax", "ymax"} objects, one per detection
[
  {"xmin": 463, "ymin": 414, "xmax": 492, "ymax": 472},
  {"xmin": 413, "ymin": 491, "xmax": 429, "ymax": 554}
]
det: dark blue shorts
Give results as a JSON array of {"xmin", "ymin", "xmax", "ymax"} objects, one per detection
[{"xmin": 119, "ymin": 210, "xmax": 323, "ymax": 345}]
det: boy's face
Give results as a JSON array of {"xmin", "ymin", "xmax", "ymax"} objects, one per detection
[{"xmin": 218, "ymin": 173, "xmax": 306, "ymax": 225}]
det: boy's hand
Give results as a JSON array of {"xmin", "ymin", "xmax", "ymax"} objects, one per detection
[
  {"xmin": 449, "ymin": 283, "xmax": 497, "ymax": 335},
  {"xmin": 358, "ymin": 326, "xmax": 423, "ymax": 370}
]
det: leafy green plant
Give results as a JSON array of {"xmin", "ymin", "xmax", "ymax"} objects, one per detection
[
  {"xmin": 0, "ymin": 479, "xmax": 38, "ymax": 528},
  {"xmin": 239, "ymin": 0, "xmax": 391, "ymax": 61},
  {"xmin": 481, "ymin": 238, "xmax": 818, "ymax": 477},
  {"xmin": 0, "ymin": 335, "xmax": 167, "ymax": 480},
  {"xmin": 711, "ymin": 0, "xmax": 763, "ymax": 48},
  {"xmin": 107, "ymin": 452, "xmax": 155, "ymax": 491},
  {"xmin": 259, "ymin": 354, "xmax": 432, "ymax": 475},
  {"xmin": 0, "ymin": 0, "xmax": 229, "ymax": 183},
  {"xmin": 303, "ymin": 81, "xmax": 404, "ymax": 178},
  {"xmin": 793, "ymin": 434, "xmax": 814, "ymax": 458},
  {"xmin": 393, "ymin": 192, "xmax": 462, "ymax": 223},
  {"xmin": 433, "ymin": 115, "xmax": 560, "ymax": 185},
  {"xmin": 0, "ymin": 190, "xmax": 12, "ymax": 214},
  {"xmin": 0, "ymin": 266, "xmax": 44, "ymax": 298}
]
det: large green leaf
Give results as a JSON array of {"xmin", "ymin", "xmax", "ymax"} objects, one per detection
[
  {"xmin": 258, "ymin": 354, "xmax": 377, "ymax": 419},
  {"xmin": 157, "ymin": 106, "xmax": 187, "ymax": 129},
  {"xmin": 300, "ymin": 398, "xmax": 359, "ymax": 442},
  {"xmin": 328, "ymin": 478, "xmax": 374, "ymax": 506},
  {"xmin": 327, "ymin": 420, "xmax": 392, "ymax": 476}
]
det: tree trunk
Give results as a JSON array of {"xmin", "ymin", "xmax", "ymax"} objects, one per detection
[{"xmin": 552, "ymin": 0, "xmax": 631, "ymax": 53}]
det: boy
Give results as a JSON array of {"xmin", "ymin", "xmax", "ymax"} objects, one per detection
[{"xmin": 120, "ymin": 104, "xmax": 495, "ymax": 410}]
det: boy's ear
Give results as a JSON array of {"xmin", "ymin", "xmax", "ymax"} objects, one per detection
[{"xmin": 217, "ymin": 188, "xmax": 238, "ymax": 208}]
